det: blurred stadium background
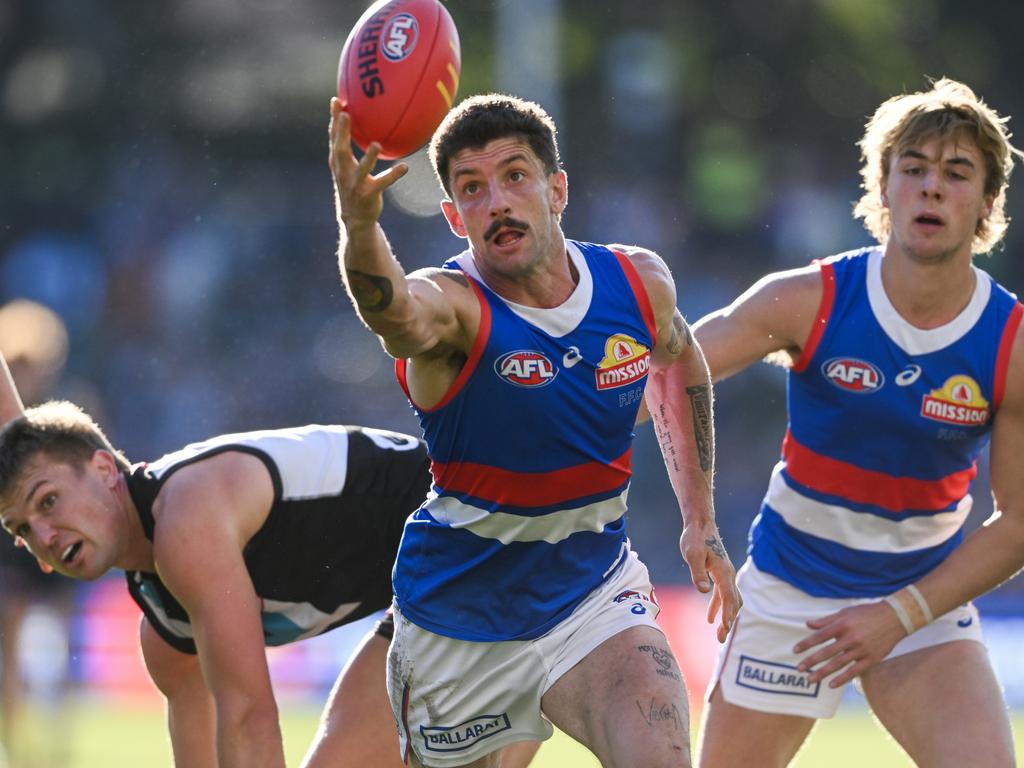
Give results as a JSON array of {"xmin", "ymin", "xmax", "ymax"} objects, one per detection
[{"xmin": 1, "ymin": 0, "xmax": 1022, "ymax": 765}]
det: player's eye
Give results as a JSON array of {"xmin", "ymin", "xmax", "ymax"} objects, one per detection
[
  {"xmin": 509, "ymin": 171, "xmax": 525, "ymax": 182},
  {"xmin": 15, "ymin": 522, "xmax": 30, "ymax": 538},
  {"xmin": 41, "ymin": 493, "xmax": 56, "ymax": 510}
]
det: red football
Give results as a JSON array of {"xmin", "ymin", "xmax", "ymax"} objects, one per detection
[{"xmin": 337, "ymin": 0, "xmax": 461, "ymax": 160}]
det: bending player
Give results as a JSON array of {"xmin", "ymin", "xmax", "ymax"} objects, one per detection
[
  {"xmin": 330, "ymin": 93, "xmax": 741, "ymax": 767},
  {"xmin": 0, "ymin": 354, "xmax": 538, "ymax": 768},
  {"xmin": 694, "ymin": 78, "xmax": 1023, "ymax": 767}
]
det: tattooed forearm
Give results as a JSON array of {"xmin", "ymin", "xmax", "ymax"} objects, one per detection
[
  {"xmin": 686, "ymin": 384, "xmax": 713, "ymax": 473},
  {"xmin": 654, "ymin": 403, "xmax": 681, "ymax": 474},
  {"xmin": 638, "ymin": 645, "xmax": 681, "ymax": 680},
  {"xmin": 705, "ymin": 536, "xmax": 726, "ymax": 560},
  {"xmin": 346, "ymin": 269, "xmax": 394, "ymax": 312}
]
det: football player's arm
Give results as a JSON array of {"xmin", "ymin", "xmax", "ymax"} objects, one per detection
[
  {"xmin": 619, "ymin": 245, "xmax": 741, "ymax": 643},
  {"xmin": 140, "ymin": 618, "xmax": 216, "ymax": 768},
  {"xmin": 153, "ymin": 452, "xmax": 283, "ymax": 768},
  {"xmin": 692, "ymin": 265, "xmax": 823, "ymax": 382},
  {"xmin": 0, "ymin": 353, "xmax": 25, "ymax": 425},
  {"xmin": 796, "ymin": 321, "xmax": 1024, "ymax": 686},
  {"xmin": 328, "ymin": 99, "xmax": 473, "ymax": 361}
]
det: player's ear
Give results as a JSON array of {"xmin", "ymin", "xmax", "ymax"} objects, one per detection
[
  {"xmin": 90, "ymin": 450, "xmax": 121, "ymax": 489},
  {"xmin": 441, "ymin": 199, "xmax": 468, "ymax": 238},
  {"xmin": 981, "ymin": 192, "xmax": 994, "ymax": 221},
  {"xmin": 549, "ymin": 170, "xmax": 568, "ymax": 215},
  {"xmin": 36, "ymin": 556, "xmax": 54, "ymax": 574}
]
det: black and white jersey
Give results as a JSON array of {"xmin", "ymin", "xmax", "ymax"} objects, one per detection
[{"xmin": 124, "ymin": 425, "xmax": 431, "ymax": 654}]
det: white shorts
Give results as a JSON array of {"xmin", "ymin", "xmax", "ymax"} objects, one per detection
[
  {"xmin": 709, "ymin": 560, "xmax": 984, "ymax": 719},
  {"xmin": 387, "ymin": 551, "xmax": 663, "ymax": 767}
]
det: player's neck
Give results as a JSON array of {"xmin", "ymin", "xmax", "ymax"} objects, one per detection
[
  {"xmin": 475, "ymin": 233, "xmax": 576, "ymax": 308},
  {"xmin": 114, "ymin": 473, "xmax": 155, "ymax": 572},
  {"xmin": 879, "ymin": 245, "xmax": 977, "ymax": 330}
]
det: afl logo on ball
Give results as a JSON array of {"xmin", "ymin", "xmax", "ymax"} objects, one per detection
[
  {"xmin": 381, "ymin": 13, "xmax": 419, "ymax": 61},
  {"xmin": 495, "ymin": 350, "xmax": 557, "ymax": 388}
]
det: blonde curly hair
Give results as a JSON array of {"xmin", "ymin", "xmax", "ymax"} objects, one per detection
[{"xmin": 854, "ymin": 78, "xmax": 1024, "ymax": 254}]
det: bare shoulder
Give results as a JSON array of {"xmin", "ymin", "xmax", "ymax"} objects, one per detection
[
  {"xmin": 1000, "ymin": 313, "xmax": 1024, "ymax": 412},
  {"xmin": 607, "ymin": 243, "xmax": 675, "ymax": 310},
  {"xmin": 413, "ymin": 266, "xmax": 473, "ymax": 291},
  {"xmin": 608, "ymin": 243, "xmax": 666, "ymax": 274},
  {"xmin": 725, "ymin": 262, "xmax": 823, "ymax": 323},
  {"xmin": 153, "ymin": 452, "xmax": 274, "ymax": 550},
  {"xmin": 694, "ymin": 262, "xmax": 826, "ymax": 380}
]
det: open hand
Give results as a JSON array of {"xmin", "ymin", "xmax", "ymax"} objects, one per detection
[
  {"xmin": 679, "ymin": 523, "xmax": 741, "ymax": 643},
  {"xmin": 793, "ymin": 600, "xmax": 907, "ymax": 687},
  {"xmin": 328, "ymin": 98, "xmax": 409, "ymax": 231}
]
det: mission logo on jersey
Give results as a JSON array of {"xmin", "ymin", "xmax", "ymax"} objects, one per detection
[
  {"xmin": 821, "ymin": 357, "xmax": 884, "ymax": 393},
  {"xmin": 494, "ymin": 350, "xmax": 558, "ymax": 388},
  {"xmin": 920, "ymin": 375, "xmax": 990, "ymax": 426},
  {"xmin": 595, "ymin": 334, "xmax": 650, "ymax": 390}
]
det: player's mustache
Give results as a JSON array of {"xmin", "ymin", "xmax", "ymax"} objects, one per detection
[{"xmin": 483, "ymin": 218, "xmax": 530, "ymax": 242}]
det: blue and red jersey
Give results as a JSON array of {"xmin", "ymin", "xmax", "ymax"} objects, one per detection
[
  {"xmin": 752, "ymin": 246, "xmax": 1022, "ymax": 597},
  {"xmin": 393, "ymin": 240, "xmax": 657, "ymax": 641}
]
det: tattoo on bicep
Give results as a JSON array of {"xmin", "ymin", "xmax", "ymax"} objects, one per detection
[
  {"xmin": 686, "ymin": 384, "xmax": 713, "ymax": 472},
  {"xmin": 636, "ymin": 698, "xmax": 683, "ymax": 730},
  {"xmin": 346, "ymin": 269, "xmax": 394, "ymax": 312},
  {"xmin": 638, "ymin": 644, "xmax": 681, "ymax": 681},
  {"xmin": 665, "ymin": 314, "xmax": 693, "ymax": 357},
  {"xmin": 705, "ymin": 536, "xmax": 726, "ymax": 560}
]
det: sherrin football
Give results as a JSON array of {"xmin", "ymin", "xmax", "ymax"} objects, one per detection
[{"xmin": 337, "ymin": 0, "xmax": 461, "ymax": 160}]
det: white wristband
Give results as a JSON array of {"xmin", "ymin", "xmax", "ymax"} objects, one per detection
[
  {"xmin": 905, "ymin": 584, "xmax": 934, "ymax": 624},
  {"xmin": 883, "ymin": 594, "xmax": 915, "ymax": 635}
]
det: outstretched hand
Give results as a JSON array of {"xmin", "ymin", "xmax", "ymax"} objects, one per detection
[
  {"xmin": 793, "ymin": 600, "xmax": 907, "ymax": 687},
  {"xmin": 680, "ymin": 523, "xmax": 741, "ymax": 643},
  {"xmin": 328, "ymin": 98, "xmax": 409, "ymax": 231}
]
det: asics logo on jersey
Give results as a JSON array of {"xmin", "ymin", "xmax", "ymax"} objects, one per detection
[
  {"xmin": 562, "ymin": 346, "xmax": 583, "ymax": 368},
  {"xmin": 821, "ymin": 357, "xmax": 884, "ymax": 393},
  {"xmin": 895, "ymin": 364, "xmax": 923, "ymax": 386},
  {"xmin": 494, "ymin": 350, "xmax": 558, "ymax": 388}
]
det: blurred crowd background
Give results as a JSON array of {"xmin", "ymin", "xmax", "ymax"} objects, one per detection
[{"xmin": 1, "ymin": 0, "xmax": 1023, "ymax": 761}]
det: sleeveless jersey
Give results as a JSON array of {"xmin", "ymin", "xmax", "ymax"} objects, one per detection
[
  {"xmin": 393, "ymin": 240, "xmax": 657, "ymax": 641},
  {"xmin": 125, "ymin": 424, "xmax": 431, "ymax": 654},
  {"xmin": 751, "ymin": 247, "xmax": 1023, "ymax": 597}
]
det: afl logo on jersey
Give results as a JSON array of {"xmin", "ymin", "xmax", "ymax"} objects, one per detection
[
  {"xmin": 596, "ymin": 334, "xmax": 650, "ymax": 390},
  {"xmin": 495, "ymin": 350, "xmax": 558, "ymax": 388},
  {"xmin": 822, "ymin": 357, "xmax": 883, "ymax": 393},
  {"xmin": 380, "ymin": 13, "xmax": 419, "ymax": 62},
  {"xmin": 921, "ymin": 375, "xmax": 990, "ymax": 426}
]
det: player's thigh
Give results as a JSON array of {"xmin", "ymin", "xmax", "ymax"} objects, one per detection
[
  {"xmin": 302, "ymin": 628, "xmax": 400, "ymax": 768},
  {"xmin": 542, "ymin": 625, "xmax": 691, "ymax": 768},
  {"xmin": 862, "ymin": 640, "xmax": 1015, "ymax": 768},
  {"xmin": 697, "ymin": 683, "xmax": 815, "ymax": 768}
]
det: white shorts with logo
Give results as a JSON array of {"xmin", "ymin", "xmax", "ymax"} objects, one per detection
[
  {"xmin": 708, "ymin": 560, "xmax": 984, "ymax": 719},
  {"xmin": 387, "ymin": 551, "xmax": 663, "ymax": 767}
]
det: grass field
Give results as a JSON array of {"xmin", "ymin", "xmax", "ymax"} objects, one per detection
[{"xmin": 7, "ymin": 698, "xmax": 1023, "ymax": 767}]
